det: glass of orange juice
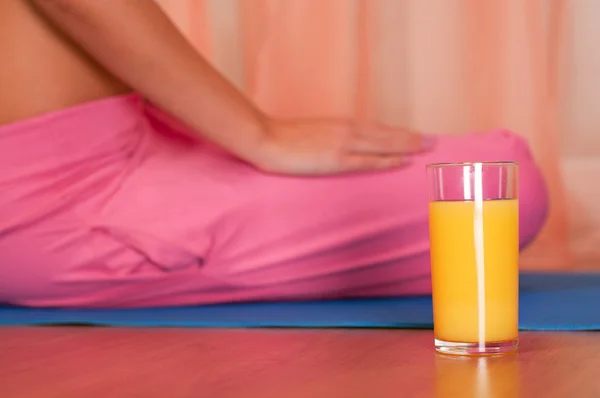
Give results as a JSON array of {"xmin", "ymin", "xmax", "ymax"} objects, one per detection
[{"xmin": 427, "ymin": 161, "xmax": 519, "ymax": 356}]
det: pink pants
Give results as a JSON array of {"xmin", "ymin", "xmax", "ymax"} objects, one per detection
[{"xmin": 0, "ymin": 95, "xmax": 548, "ymax": 308}]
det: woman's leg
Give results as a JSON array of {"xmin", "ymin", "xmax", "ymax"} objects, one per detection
[
  {"xmin": 196, "ymin": 130, "xmax": 548, "ymax": 300},
  {"xmin": 1, "ymin": 109, "xmax": 546, "ymax": 308}
]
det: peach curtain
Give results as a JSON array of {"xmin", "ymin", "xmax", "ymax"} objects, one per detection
[{"xmin": 158, "ymin": 0, "xmax": 600, "ymax": 270}]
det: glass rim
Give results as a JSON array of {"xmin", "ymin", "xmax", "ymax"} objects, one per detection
[{"xmin": 426, "ymin": 161, "xmax": 519, "ymax": 169}]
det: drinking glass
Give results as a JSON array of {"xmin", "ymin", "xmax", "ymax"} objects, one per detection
[{"xmin": 427, "ymin": 161, "xmax": 519, "ymax": 356}]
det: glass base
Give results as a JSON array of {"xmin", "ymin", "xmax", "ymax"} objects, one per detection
[{"xmin": 435, "ymin": 338, "xmax": 518, "ymax": 356}]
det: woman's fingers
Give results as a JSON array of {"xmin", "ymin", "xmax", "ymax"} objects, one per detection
[
  {"xmin": 347, "ymin": 129, "xmax": 437, "ymax": 155},
  {"xmin": 339, "ymin": 128, "xmax": 439, "ymax": 172},
  {"xmin": 253, "ymin": 118, "xmax": 436, "ymax": 175},
  {"xmin": 340, "ymin": 153, "xmax": 411, "ymax": 172}
]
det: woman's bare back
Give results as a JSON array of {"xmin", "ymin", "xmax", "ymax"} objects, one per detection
[{"xmin": 0, "ymin": 0, "xmax": 129, "ymax": 125}]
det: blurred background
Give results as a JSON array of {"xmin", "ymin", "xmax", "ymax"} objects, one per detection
[{"xmin": 157, "ymin": 0, "xmax": 599, "ymax": 270}]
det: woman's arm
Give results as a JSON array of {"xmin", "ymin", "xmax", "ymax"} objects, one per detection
[
  {"xmin": 32, "ymin": 0, "xmax": 267, "ymax": 163},
  {"xmin": 33, "ymin": 0, "xmax": 434, "ymax": 175}
]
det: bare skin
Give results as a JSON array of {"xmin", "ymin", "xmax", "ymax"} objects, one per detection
[
  {"xmin": 0, "ymin": 0, "xmax": 130, "ymax": 125},
  {"xmin": 1, "ymin": 0, "xmax": 435, "ymax": 175}
]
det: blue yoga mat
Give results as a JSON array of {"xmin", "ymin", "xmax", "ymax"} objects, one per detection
[{"xmin": 1, "ymin": 272, "xmax": 599, "ymax": 330}]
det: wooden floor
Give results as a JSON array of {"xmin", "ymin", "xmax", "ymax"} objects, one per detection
[{"xmin": 1, "ymin": 327, "xmax": 598, "ymax": 397}]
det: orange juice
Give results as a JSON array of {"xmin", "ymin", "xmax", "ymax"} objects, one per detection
[{"xmin": 429, "ymin": 199, "xmax": 519, "ymax": 343}]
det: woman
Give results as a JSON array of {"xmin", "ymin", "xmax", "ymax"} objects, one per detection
[{"xmin": 0, "ymin": 1, "xmax": 547, "ymax": 308}]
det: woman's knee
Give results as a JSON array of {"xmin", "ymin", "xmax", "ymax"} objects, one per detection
[
  {"xmin": 427, "ymin": 130, "xmax": 549, "ymax": 248},
  {"xmin": 484, "ymin": 130, "xmax": 548, "ymax": 248},
  {"xmin": 511, "ymin": 134, "xmax": 549, "ymax": 248}
]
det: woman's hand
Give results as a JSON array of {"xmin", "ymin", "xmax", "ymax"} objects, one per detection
[{"xmin": 251, "ymin": 118, "xmax": 437, "ymax": 175}]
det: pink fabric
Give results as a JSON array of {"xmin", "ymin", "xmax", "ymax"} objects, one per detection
[{"xmin": 0, "ymin": 95, "xmax": 548, "ymax": 308}]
